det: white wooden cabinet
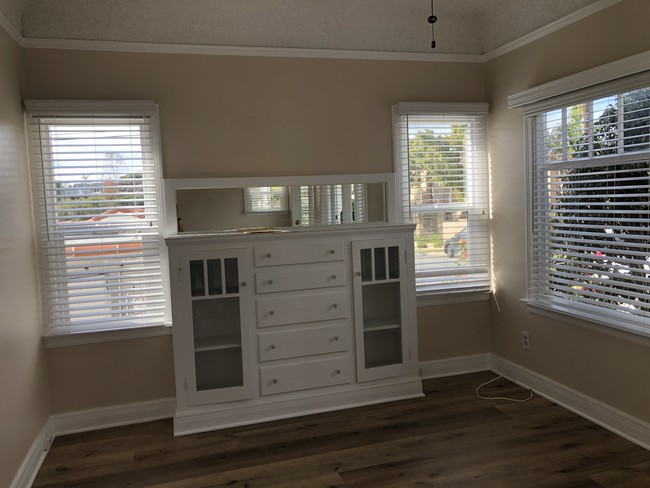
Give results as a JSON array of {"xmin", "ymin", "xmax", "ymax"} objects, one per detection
[
  {"xmin": 168, "ymin": 248, "xmax": 252, "ymax": 406},
  {"xmin": 352, "ymin": 238, "xmax": 412, "ymax": 382},
  {"xmin": 166, "ymin": 224, "xmax": 421, "ymax": 435}
]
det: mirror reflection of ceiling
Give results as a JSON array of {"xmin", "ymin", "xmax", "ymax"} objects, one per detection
[{"xmin": 0, "ymin": 0, "xmax": 612, "ymax": 56}]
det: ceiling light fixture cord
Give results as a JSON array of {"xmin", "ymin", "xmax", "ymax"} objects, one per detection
[{"xmin": 428, "ymin": 0, "xmax": 437, "ymax": 48}]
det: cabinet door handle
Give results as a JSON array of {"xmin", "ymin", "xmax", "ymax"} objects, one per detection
[
  {"xmin": 241, "ymin": 281, "xmax": 247, "ymax": 287},
  {"xmin": 355, "ymin": 271, "xmax": 361, "ymax": 277}
]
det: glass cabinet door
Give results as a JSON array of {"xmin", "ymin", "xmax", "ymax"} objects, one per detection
[
  {"xmin": 353, "ymin": 238, "xmax": 410, "ymax": 382},
  {"xmin": 181, "ymin": 249, "xmax": 251, "ymax": 405}
]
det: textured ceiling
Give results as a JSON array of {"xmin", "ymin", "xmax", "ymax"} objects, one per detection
[{"xmin": 4, "ymin": 0, "xmax": 604, "ymax": 55}]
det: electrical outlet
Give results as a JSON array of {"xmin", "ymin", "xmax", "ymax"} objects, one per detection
[{"xmin": 522, "ymin": 331, "xmax": 531, "ymax": 350}]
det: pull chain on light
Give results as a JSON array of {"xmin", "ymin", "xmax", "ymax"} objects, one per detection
[{"xmin": 428, "ymin": 0, "xmax": 437, "ymax": 48}]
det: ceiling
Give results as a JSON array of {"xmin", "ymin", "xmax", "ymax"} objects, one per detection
[{"xmin": 1, "ymin": 0, "xmax": 612, "ymax": 56}]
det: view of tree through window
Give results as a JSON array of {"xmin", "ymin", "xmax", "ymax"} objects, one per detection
[
  {"xmin": 394, "ymin": 106, "xmax": 490, "ymax": 294},
  {"xmin": 531, "ymin": 86, "xmax": 650, "ymax": 330}
]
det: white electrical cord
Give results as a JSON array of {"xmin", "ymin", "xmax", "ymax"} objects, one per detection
[{"xmin": 476, "ymin": 375, "xmax": 534, "ymax": 403}]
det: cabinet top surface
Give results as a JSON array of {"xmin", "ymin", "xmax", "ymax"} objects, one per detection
[{"xmin": 165, "ymin": 223, "xmax": 416, "ymax": 245}]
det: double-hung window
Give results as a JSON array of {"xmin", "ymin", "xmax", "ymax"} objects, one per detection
[
  {"xmin": 393, "ymin": 102, "xmax": 490, "ymax": 295},
  {"xmin": 525, "ymin": 78, "xmax": 650, "ymax": 337},
  {"xmin": 26, "ymin": 100, "xmax": 169, "ymax": 337}
]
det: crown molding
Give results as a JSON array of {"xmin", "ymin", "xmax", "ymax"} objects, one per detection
[
  {"xmin": 21, "ymin": 37, "xmax": 484, "ymax": 63},
  {"xmin": 481, "ymin": 0, "xmax": 624, "ymax": 62},
  {"xmin": 508, "ymin": 50, "xmax": 650, "ymax": 109},
  {"xmin": 0, "ymin": 9, "xmax": 23, "ymax": 45},
  {"xmin": 13, "ymin": 0, "xmax": 625, "ymax": 65}
]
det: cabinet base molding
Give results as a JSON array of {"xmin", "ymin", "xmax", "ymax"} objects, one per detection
[{"xmin": 173, "ymin": 375, "xmax": 423, "ymax": 436}]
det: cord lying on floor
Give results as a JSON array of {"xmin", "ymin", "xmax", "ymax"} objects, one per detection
[{"xmin": 476, "ymin": 375, "xmax": 534, "ymax": 403}]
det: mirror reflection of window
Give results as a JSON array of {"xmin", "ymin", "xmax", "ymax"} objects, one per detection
[
  {"xmin": 243, "ymin": 187, "xmax": 289, "ymax": 214},
  {"xmin": 175, "ymin": 182, "xmax": 385, "ymax": 232},
  {"xmin": 295, "ymin": 184, "xmax": 366, "ymax": 226}
]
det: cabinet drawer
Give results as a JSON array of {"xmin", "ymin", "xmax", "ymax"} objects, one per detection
[
  {"xmin": 257, "ymin": 289, "xmax": 346, "ymax": 328},
  {"xmin": 258, "ymin": 322, "xmax": 348, "ymax": 362},
  {"xmin": 254, "ymin": 240, "xmax": 343, "ymax": 267},
  {"xmin": 260, "ymin": 356, "xmax": 350, "ymax": 396},
  {"xmin": 255, "ymin": 264, "xmax": 345, "ymax": 294}
]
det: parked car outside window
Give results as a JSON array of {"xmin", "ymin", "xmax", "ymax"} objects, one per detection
[{"xmin": 444, "ymin": 228, "xmax": 467, "ymax": 258}]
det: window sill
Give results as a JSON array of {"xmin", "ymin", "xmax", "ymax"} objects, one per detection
[
  {"xmin": 42, "ymin": 323, "xmax": 173, "ymax": 348},
  {"xmin": 523, "ymin": 300, "xmax": 650, "ymax": 348},
  {"xmin": 417, "ymin": 290, "xmax": 491, "ymax": 307}
]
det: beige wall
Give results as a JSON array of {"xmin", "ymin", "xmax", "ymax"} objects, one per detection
[
  {"xmin": 417, "ymin": 301, "xmax": 490, "ymax": 362},
  {"xmin": 22, "ymin": 51, "xmax": 485, "ymax": 178},
  {"xmin": 486, "ymin": 0, "xmax": 650, "ymax": 422},
  {"xmin": 46, "ymin": 336, "xmax": 175, "ymax": 413},
  {"xmin": 0, "ymin": 27, "xmax": 50, "ymax": 487},
  {"xmin": 21, "ymin": 49, "xmax": 488, "ymax": 412}
]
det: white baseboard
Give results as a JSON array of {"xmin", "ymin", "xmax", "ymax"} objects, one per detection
[
  {"xmin": 419, "ymin": 353, "xmax": 491, "ymax": 379},
  {"xmin": 490, "ymin": 355, "xmax": 650, "ymax": 451},
  {"xmin": 10, "ymin": 420, "xmax": 54, "ymax": 488},
  {"xmin": 51, "ymin": 398, "xmax": 175, "ymax": 436}
]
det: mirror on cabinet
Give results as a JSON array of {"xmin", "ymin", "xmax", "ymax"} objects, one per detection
[{"xmin": 165, "ymin": 175, "xmax": 394, "ymax": 234}]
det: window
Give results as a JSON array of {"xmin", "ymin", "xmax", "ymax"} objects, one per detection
[
  {"xmin": 243, "ymin": 186, "xmax": 289, "ymax": 214},
  {"xmin": 527, "ymin": 81, "xmax": 650, "ymax": 337},
  {"xmin": 25, "ymin": 101, "xmax": 169, "ymax": 336},
  {"xmin": 295, "ymin": 184, "xmax": 366, "ymax": 225},
  {"xmin": 393, "ymin": 103, "xmax": 490, "ymax": 294}
]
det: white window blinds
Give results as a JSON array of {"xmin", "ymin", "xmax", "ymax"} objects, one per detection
[
  {"xmin": 243, "ymin": 186, "xmax": 289, "ymax": 214},
  {"xmin": 296, "ymin": 184, "xmax": 366, "ymax": 226},
  {"xmin": 26, "ymin": 101, "xmax": 168, "ymax": 335},
  {"xmin": 528, "ymin": 83, "xmax": 650, "ymax": 336},
  {"xmin": 393, "ymin": 103, "xmax": 490, "ymax": 294}
]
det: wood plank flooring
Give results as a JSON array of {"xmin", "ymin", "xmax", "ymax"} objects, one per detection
[{"xmin": 33, "ymin": 372, "xmax": 650, "ymax": 487}]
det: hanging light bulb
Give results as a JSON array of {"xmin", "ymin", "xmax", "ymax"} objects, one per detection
[{"xmin": 428, "ymin": 0, "xmax": 437, "ymax": 48}]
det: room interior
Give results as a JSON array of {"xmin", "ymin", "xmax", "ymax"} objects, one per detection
[{"xmin": 1, "ymin": 0, "xmax": 649, "ymax": 486}]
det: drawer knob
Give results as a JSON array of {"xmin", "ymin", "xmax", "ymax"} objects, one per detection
[
  {"xmin": 269, "ymin": 344, "xmax": 276, "ymax": 350},
  {"xmin": 267, "ymin": 279, "xmax": 274, "ymax": 285},
  {"xmin": 266, "ymin": 253, "xmax": 272, "ymax": 258},
  {"xmin": 331, "ymin": 303, "xmax": 338, "ymax": 309},
  {"xmin": 332, "ymin": 336, "xmax": 339, "ymax": 342},
  {"xmin": 269, "ymin": 310, "xmax": 275, "ymax": 316},
  {"xmin": 241, "ymin": 281, "xmax": 247, "ymax": 287},
  {"xmin": 334, "ymin": 369, "xmax": 341, "ymax": 375},
  {"xmin": 271, "ymin": 379, "xmax": 278, "ymax": 384},
  {"xmin": 330, "ymin": 275, "xmax": 337, "ymax": 280},
  {"xmin": 329, "ymin": 249, "xmax": 336, "ymax": 255}
]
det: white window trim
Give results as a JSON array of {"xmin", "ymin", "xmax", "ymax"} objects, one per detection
[
  {"xmin": 392, "ymin": 102, "xmax": 491, "ymax": 298},
  {"xmin": 512, "ymin": 55, "xmax": 650, "ymax": 340},
  {"xmin": 25, "ymin": 100, "xmax": 172, "ymax": 345}
]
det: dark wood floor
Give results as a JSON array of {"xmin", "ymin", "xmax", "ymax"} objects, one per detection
[{"xmin": 33, "ymin": 372, "xmax": 650, "ymax": 487}]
